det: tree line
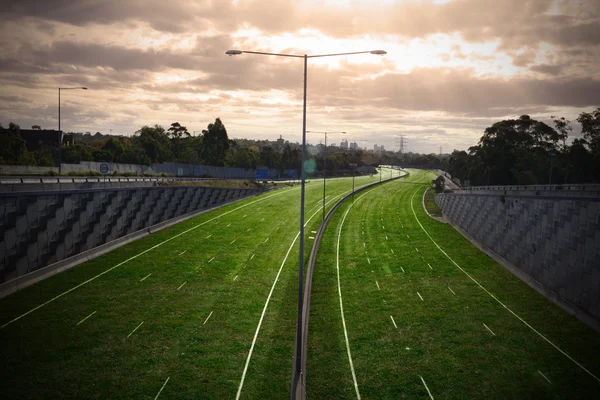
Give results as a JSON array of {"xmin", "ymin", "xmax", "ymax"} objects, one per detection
[
  {"xmin": 0, "ymin": 118, "xmax": 442, "ymax": 174},
  {"xmin": 446, "ymin": 108, "xmax": 600, "ymax": 185}
]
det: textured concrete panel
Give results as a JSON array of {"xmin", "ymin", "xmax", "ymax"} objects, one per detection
[{"xmin": 436, "ymin": 185, "xmax": 600, "ymax": 326}]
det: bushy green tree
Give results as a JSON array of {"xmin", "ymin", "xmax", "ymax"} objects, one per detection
[
  {"xmin": 200, "ymin": 118, "xmax": 229, "ymax": 166},
  {"xmin": 133, "ymin": 125, "xmax": 172, "ymax": 164},
  {"xmin": 0, "ymin": 123, "xmax": 27, "ymax": 165}
]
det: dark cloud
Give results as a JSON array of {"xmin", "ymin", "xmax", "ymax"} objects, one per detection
[{"xmin": 530, "ymin": 64, "xmax": 564, "ymax": 76}]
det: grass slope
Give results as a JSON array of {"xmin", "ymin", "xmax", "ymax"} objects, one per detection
[
  {"xmin": 307, "ymin": 169, "xmax": 600, "ymax": 399},
  {"xmin": 0, "ymin": 173, "xmax": 385, "ymax": 399}
]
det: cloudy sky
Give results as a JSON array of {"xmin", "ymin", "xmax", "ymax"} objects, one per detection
[{"xmin": 1, "ymin": 0, "xmax": 599, "ymax": 153}]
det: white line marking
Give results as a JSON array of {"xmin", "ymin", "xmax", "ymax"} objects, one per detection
[
  {"xmin": 367, "ymin": 257, "xmax": 371, "ymax": 264},
  {"xmin": 263, "ymin": 237, "xmax": 269, "ymax": 243},
  {"xmin": 410, "ymin": 187, "xmax": 600, "ymax": 384},
  {"xmin": 236, "ymin": 191, "xmax": 346, "ymax": 399},
  {"xmin": 230, "ymin": 239, "xmax": 237, "ymax": 244},
  {"xmin": 363, "ymin": 242, "xmax": 366, "ymax": 248},
  {"xmin": 385, "ymin": 235, "xmax": 388, "ymax": 240},
  {"xmin": 178, "ymin": 250, "xmax": 187, "ymax": 256},
  {"xmin": 427, "ymin": 263, "xmax": 433, "ymax": 270},
  {"xmin": 247, "ymin": 228, "xmax": 251, "ymax": 232},
  {"xmin": 205, "ymin": 234, "xmax": 212, "ymax": 239},
  {"xmin": 391, "ymin": 249, "xmax": 394, "ymax": 254},
  {"xmin": 127, "ymin": 321, "xmax": 144, "ymax": 338},
  {"xmin": 406, "ymin": 234, "xmax": 410, "ymax": 239},
  {"xmin": 448, "ymin": 287, "xmax": 456, "ymax": 296},
  {"xmin": 311, "ymin": 231, "xmax": 317, "ymax": 233},
  {"xmin": 415, "ymin": 247, "xmax": 419, "ymax": 252},
  {"xmin": 401, "ymin": 267, "xmax": 405, "ymax": 273},
  {"xmin": 76, "ymin": 311, "xmax": 96, "ymax": 326},
  {"xmin": 390, "ymin": 315, "xmax": 398, "ymax": 329},
  {"xmin": 250, "ymin": 254, "xmax": 255, "ymax": 260},
  {"xmin": 276, "ymin": 226, "xmax": 280, "ymax": 231},
  {"xmin": 233, "ymin": 275, "xmax": 239, "ymax": 281},
  {"xmin": 375, "ymin": 281, "xmax": 380, "ymax": 290},
  {"xmin": 420, "ymin": 376, "xmax": 434, "ymax": 400},
  {"xmin": 177, "ymin": 281, "xmax": 187, "ymax": 291},
  {"xmin": 538, "ymin": 370, "xmax": 551, "ymax": 384},
  {"xmin": 336, "ymin": 204, "xmax": 362, "ymax": 399},
  {"xmin": 208, "ymin": 256, "xmax": 215, "ymax": 263},
  {"xmin": 0, "ymin": 188, "xmax": 297, "ymax": 331},
  {"xmin": 382, "ymin": 225, "xmax": 385, "ymax": 229},
  {"xmin": 154, "ymin": 377, "xmax": 170, "ymax": 400},
  {"xmin": 417, "ymin": 292, "xmax": 424, "ymax": 301},
  {"xmin": 140, "ymin": 273, "xmax": 152, "ymax": 282},
  {"xmin": 261, "ymin": 218, "xmax": 265, "ymax": 222},
  {"xmin": 203, "ymin": 311, "xmax": 213, "ymax": 325},
  {"xmin": 227, "ymin": 223, "xmax": 232, "ymax": 227},
  {"xmin": 309, "ymin": 236, "xmax": 315, "ymax": 239},
  {"xmin": 243, "ymin": 214, "xmax": 247, "ymax": 218},
  {"xmin": 483, "ymin": 323, "xmax": 496, "ymax": 336}
]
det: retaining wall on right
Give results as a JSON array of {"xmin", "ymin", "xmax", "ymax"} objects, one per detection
[{"xmin": 435, "ymin": 184, "xmax": 600, "ymax": 329}]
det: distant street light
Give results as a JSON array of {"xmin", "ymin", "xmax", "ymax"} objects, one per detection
[
  {"xmin": 307, "ymin": 130, "xmax": 345, "ymax": 221},
  {"xmin": 226, "ymin": 47, "xmax": 386, "ymax": 400},
  {"xmin": 58, "ymin": 87, "xmax": 88, "ymax": 174}
]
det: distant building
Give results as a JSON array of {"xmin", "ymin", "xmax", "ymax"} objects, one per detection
[
  {"xmin": 340, "ymin": 139, "xmax": 349, "ymax": 149},
  {"xmin": 277, "ymin": 135, "xmax": 285, "ymax": 146},
  {"xmin": 350, "ymin": 141, "xmax": 358, "ymax": 150}
]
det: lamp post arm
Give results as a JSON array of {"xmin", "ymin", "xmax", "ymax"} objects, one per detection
[{"xmin": 308, "ymin": 50, "xmax": 378, "ymax": 58}]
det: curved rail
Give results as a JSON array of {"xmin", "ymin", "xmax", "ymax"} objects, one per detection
[{"xmin": 291, "ymin": 171, "xmax": 409, "ymax": 399}]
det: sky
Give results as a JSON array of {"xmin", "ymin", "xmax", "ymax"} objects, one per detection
[{"xmin": 1, "ymin": 0, "xmax": 599, "ymax": 154}]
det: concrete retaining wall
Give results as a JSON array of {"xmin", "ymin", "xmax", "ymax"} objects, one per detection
[
  {"xmin": 0, "ymin": 186, "xmax": 263, "ymax": 285},
  {"xmin": 435, "ymin": 184, "xmax": 600, "ymax": 328}
]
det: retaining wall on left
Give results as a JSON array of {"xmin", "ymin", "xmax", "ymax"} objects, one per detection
[{"xmin": 0, "ymin": 186, "xmax": 263, "ymax": 285}]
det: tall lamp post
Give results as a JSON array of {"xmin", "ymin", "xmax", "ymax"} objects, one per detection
[
  {"xmin": 306, "ymin": 130, "xmax": 345, "ymax": 221},
  {"xmin": 58, "ymin": 87, "xmax": 88, "ymax": 174},
  {"xmin": 226, "ymin": 48, "xmax": 386, "ymax": 400}
]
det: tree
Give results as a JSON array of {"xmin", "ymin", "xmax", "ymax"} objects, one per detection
[
  {"xmin": 31, "ymin": 125, "xmax": 41, "ymax": 130},
  {"xmin": 0, "ymin": 123, "xmax": 27, "ymax": 165},
  {"xmin": 200, "ymin": 118, "xmax": 229, "ymax": 166},
  {"xmin": 167, "ymin": 122, "xmax": 190, "ymax": 139},
  {"xmin": 577, "ymin": 108, "xmax": 600, "ymax": 157},
  {"xmin": 133, "ymin": 125, "xmax": 172, "ymax": 164}
]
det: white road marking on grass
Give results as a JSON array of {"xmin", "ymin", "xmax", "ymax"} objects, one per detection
[
  {"xmin": 127, "ymin": 321, "xmax": 144, "ymax": 338},
  {"xmin": 363, "ymin": 242, "xmax": 366, "ymax": 248},
  {"xmin": 311, "ymin": 231, "xmax": 317, "ymax": 234},
  {"xmin": 236, "ymin": 192, "xmax": 347, "ymax": 399},
  {"xmin": 309, "ymin": 236, "xmax": 315, "ymax": 240},
  {"xmin": 250, "ymin": 254, "xmax": 255, "ymax": 260},
  {"xmin": 390, "ymin": 315, "xmax": 398, "ymax": 329},
  {"xmin": 415, "ymin": 248, "xmax": 419, "ymax": 252},
  {"xmin": 427, "ymin": 263, "xmax": 433, "ymax": 270},
  {"xmin": 420, "ymin": 376, "xmax": 434, "ymax": 400},
  {"xmin": 483, "ymin": 323, "xmax": 496, "ymax": 336},
  {"xmin": 227, "ymin": 223, "xmax": 232, "ymax": 227},
  {"xmin": 410, "ymin": 187, "xmax": 600, "ymax": 384},
  {"xmin": 203, "ymin": 311, "xmax": 213, "ymax": 325},
  {"xmin": 263, "ymin": 237, "xmax": 269, "ymax": 243},
  {"xmin": 406, "ymin": 234, "xmax": 410, "ymax": 239},
  {"xmin": 276, "ymin": 226, "xmax": 280, "ymax": 231},
  {"xmin": 401, "ymin": 267, "xmax": 405, "ymax": 273},
  {"xmin": 417, "ymin": 292, "xmax": 424, "ymax": 301},
  {"xmin": 385, "ymin": 235, "xmax": 388, "ymax": 240},
  {"xmin": 205, "ymin": 234, "xmax": 212, "ymax": 239},
  {"xmin": 178, "ymin": 250, "xmax": 187, "ymax": 256},
  {"xmin": 391, "ymin": 249, "xmax": 394, "ymax": 254},
  {"xmin": 375, "ymin": 281, "xmax": 380, "ymax": 290},
  {"xmin": 247, "ymin": 228, "xmax": 251, "ymax": 232},
  {"xmin": 261, "ymin": 218, "xmax": 265, "ymax": 222},
  {"xmin": 230, "ymin": 239, "xmax": 237, "ymax": 244},
  {"xmin": 243, "ymin": 214, "xmax": 247, "ymax": 218},
  {"xmin": 140, "ymin": 273, "xmax": 152, "ymax": 282},
  {"xmin": 233, "ymin": 275, "xmax": 238, "ymax": 281},
  {"xmin": 538, "ymin": 370, "xmax": 552, "ymax": 384},
  {"xmin": 448, "ymin": 287, "xmax": 456, "ymax": 296},
  {"xmin": 76, "ymin": 311, "xmax": 96, "ymax": 326},
  {"xmin": 208, "ymin": 257, "xmax": 215, "ymax": 263},
  {"xmin": 177, "ymin": 281, "xmax": 187, "ymax": 291},
  {"xmin": 154, "ymin": 377, "xmax": 170, "ymax": 400},
  {"xmin": 367, "ymin": 257, "xmax": 371, "ymax": 264},
  {"xmin": 336, "ymin": 204, "xmax": 362, "ymax": 400},
  {"xmin": 382, "ymin": 225, "xmax": 385, "ymax": 229},
  {"xmin": 0, "ymin": 188, "xmax": 296, "ymax": 330}
]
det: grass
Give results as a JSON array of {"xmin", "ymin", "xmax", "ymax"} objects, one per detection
[
  {"xmin": 307, "ymin": 169, "xmax": 600, "ymax": 399},
  {"xmin": 0, "ymin": 173, "xmax": 386, "ymax": 399},
  {"xmin": 423, "ymin": 186, "xmax": 443, "ymax": 218}
]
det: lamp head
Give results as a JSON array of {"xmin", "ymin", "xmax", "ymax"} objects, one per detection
[
  {"xmin": 370, "ymin": 50, "xmax": 387, "ymax": 55},
  {"xmin": 226, "ymin": 50, "xmax": 243, "ymax": 56},
  {"xmin": 81, "ymin": 87, "xmax": 88, "ymax": 90}
]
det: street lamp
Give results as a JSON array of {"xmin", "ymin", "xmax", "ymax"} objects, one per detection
[
  {"xmin": 226, "ymin": 48, "xmax": 386, "ymax": 400},
  {"xmin": 58, "ymin": 87, "xmax": 88, "ymax": 174},
  {"xmin": 307, "ymin": 130, "xmax": 345, "ymax": 221}
]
